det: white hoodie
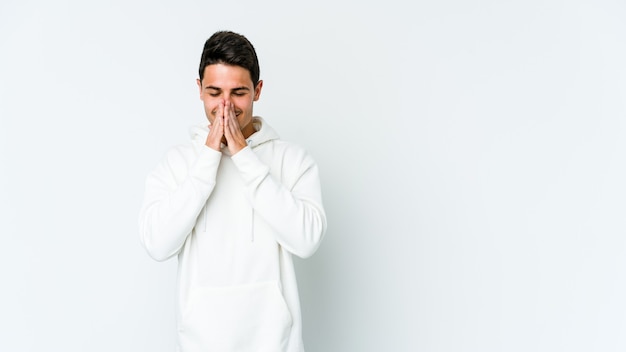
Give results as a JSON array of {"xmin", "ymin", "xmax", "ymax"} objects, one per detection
[{"xmin": 139, "ymin": 117, "xmax": 327, "ymax": 352}]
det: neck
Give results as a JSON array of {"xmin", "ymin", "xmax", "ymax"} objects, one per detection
[{"xmin": 241, "ymin": 120, "xmax": 256, "ymax": 139}]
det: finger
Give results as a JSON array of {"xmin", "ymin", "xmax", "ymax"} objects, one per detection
[
  {"xmin": 206, "ymin": 101, "xmax": 226, "ymax": 150},
  {"xmin": 224, "ymin": 120, "xmax": 242, "ymax": 154},
  {"xmin": 227, "ymin": 104, "xmax": 240, "ymax": 135},
  {"xmin": 217, "ymin": 101, "xmax": 227, "ymax": 132},
  {"xmin": 223, "ymin": 102, "xmax": 229, "ymax": 127},
  {"xmin": 224, "ymin": 112, "xmax": 238, "ymax": 143},
  {"xmin": 229, "ymin": 102, "xmax": 241, "ymax": 129},
  {"xmin": 216, "ymin": 99, "xmax": 224, "ymax": 121},
  {"xmin": 224, "ymin": 112, "xmax": 234, "ymax": 139},
  {"xmin": 209, "ymin": 111, "xmax": 222, "ymax": 135},
  {"xmin": 224, "ymin": 102, "xmax": 233, "ymax": 125},
  {"xmin": 223, "ymin": 104, "xmax": 231, "ymax": 136}
]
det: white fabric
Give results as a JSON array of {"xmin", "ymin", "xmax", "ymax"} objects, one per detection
[{"xmin": 139, "ymin": 117, "xmax": 327, "ymax": 352}]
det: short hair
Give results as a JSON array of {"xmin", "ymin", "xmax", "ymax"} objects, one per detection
[{"xmin": 198, "ymin": 31, "xmax": 260, "ymax": 88}]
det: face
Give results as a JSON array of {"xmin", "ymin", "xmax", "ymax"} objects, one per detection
[{"xmin": 197, "ymin": 63, "xmax": 263, "ymax": 131}]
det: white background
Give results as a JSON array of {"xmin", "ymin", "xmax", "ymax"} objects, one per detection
[{"xmin": 1, "ymin": 0, "xmax": 625, "ymax": 351}]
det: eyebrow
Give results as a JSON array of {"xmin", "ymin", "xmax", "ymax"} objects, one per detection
[{"xmin": 205, "ymin": 85, "xmax": 251, "ymax": 92}]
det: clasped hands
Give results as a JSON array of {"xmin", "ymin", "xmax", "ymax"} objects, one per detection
[{"xmin": 205, "ymin": 100, "xmax": 248, "ymax": 155}]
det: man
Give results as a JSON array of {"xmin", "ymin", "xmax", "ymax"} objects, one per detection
[{"xmin": 139, "ymin": 31, "xmax": 327, "ymax": 351}]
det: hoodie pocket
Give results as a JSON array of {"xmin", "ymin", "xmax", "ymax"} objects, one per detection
[{"xmin": 179, "ymin": 281, "xmax": 293, "ymax": 352}]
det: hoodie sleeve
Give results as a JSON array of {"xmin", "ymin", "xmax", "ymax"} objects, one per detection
[
  {"xmin": 231, "ymin": 145, "xmax": 327, "ymax": 258},
  {"xmin": 139, "ymin": 145, "xmax": 222, "ymax": 261}
]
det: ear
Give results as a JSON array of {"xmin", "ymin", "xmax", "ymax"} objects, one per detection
[
  {"xmin": 253, "ymin": 80, "xmax": 263, "ymax": 101},
  {"xmin": 196, "ymin": 78, "xmax": 203, "ymax": 98}
]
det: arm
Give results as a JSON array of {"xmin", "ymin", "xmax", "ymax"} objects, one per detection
[
  {"xmin": 139, "ymin": 146, "xmax": 222, "ymax": 261},
  {"xmin": 232, "ymin": 146, "xmax": 327, "ymax": 258}
]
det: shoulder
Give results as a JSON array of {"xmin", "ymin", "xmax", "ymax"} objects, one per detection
[
  {"xmin": 261, "ymin": 140, "xmax": 320, "ymax": 189},
  {"xmin": 153, "ymin": 140, "xmax": 200, "ymax": 179},
  {"xmin": 165, "ymin": 142, "xmax": 197, "ymax": 165},
  {"xmin": 269, "ymin": 139, "xmax": 318, "ymax": 165}
]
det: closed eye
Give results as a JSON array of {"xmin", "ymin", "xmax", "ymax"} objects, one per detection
[{"xmin": 232, "ymin": 87, "xmax": 250, "ymax": 97}]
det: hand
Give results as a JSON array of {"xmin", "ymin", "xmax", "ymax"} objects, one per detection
[
  {"xmin": 205, "ymin": 102, "xmax": 225, "ymax": 151},
  {"xmin": 223, "ymin": 101, "xmax": 247, "ymax": 155}
]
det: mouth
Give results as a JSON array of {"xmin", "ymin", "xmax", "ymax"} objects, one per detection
[{"xmin": 212, "ymin": 110, "xmax": 243, "ymax": 118}]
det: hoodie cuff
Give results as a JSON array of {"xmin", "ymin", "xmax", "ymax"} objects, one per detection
[
  {"xmin": 231, "ymin": 146, "xmax": 270, "ymax": 185},
  {"xmin": 189, "ymin": 145, "xmax": 222, "ymax": 182}
]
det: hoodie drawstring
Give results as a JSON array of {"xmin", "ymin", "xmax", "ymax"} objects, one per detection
[{"xmin": 203, "ymin": 204, "xmax": 208, "ymax": 233}]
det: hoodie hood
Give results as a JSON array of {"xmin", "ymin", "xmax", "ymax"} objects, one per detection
[{"xmin": 189, "ymin": 117, "xmax": 280, "ymax": 151}]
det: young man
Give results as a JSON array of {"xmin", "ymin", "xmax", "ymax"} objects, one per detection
[{"xmin": 139, "ymin": 31, "xmax": 327, "ymax": 351}]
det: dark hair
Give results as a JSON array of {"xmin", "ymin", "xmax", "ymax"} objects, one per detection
[{"xmin": 198, "ymin": 31, "xmax": 260, "ymax": 87}]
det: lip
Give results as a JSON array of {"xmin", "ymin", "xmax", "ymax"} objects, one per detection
[{"xmin": 211, "ymin": 110, "xmax": 243, "ymax": 117}]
